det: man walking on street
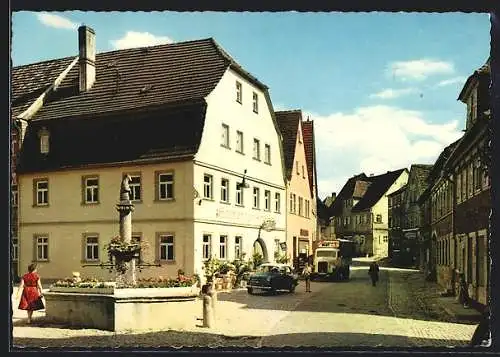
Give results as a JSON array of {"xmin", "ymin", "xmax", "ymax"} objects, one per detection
[
  {"xmin": 302, "ymin": 263, "xmax": 312, "ymax": 293},
  {"xmin": 368, "ymin": 261, "xmax": 379, "ymax": 287}
]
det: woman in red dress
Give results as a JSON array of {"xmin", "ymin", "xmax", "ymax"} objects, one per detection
[{"xmin": 16, "ymin": 263, "xmax": 44, "ymax": 323}]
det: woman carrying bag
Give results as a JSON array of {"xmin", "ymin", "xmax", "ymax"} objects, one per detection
[{"xmin": 16, "ymin": 263, "xmax": 44, "ymax": 324}]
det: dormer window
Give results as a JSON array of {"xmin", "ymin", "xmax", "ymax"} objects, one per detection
[{"xmin": 39, "ymin": 128, "xmax": 50, "ymax": 154}]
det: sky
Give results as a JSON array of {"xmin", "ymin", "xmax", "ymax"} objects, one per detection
[{"xmin": 11, "ymin": 11, "xmax": 491, "ymax": 199}]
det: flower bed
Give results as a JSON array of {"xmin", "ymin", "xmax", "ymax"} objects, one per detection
[{"xmin": 51, "ymin": 275, "xmax": 198, "ymax": 291}]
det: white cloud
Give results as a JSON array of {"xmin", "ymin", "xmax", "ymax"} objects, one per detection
[
  {"xmin": 307, "ymin": 105, "xmax": 463, "ymax": 197},
  {"xmin": 36, "ymin": 12, "xmax": 77, "ymax": 30},
  {"xmin": 110, "ymin": 31, "xmax": 173, "ymax": 50},
  {"xmin": 369, "ymin": 88, "xmax": 417, "ymax": 99},
  {"xmin": 389, "ymin": 59, "xmax": 455, "ymax": 81},
  {"xmin": 436, "ymin": 76, "xmax": 467, "ymax": 87}
]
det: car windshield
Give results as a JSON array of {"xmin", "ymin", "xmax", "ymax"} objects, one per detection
[
  {"xmin": 257, "ymin": 265, "xmax": 281, "ymax": 273},
  {"xmin": 316, "ymin": 250, "xmax": 337, "ymax": 258}
]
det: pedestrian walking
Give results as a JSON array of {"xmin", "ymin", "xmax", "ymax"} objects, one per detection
[
  {"xmin": 302, "ymin": 263, "xmax": 312, "ymax": 293},
  {"xmin": 368, "ymin": 261, "xmax": 379, "ymax": 287},
  {"xmin": 16, "ymin": 263, "xmax": 44, "ymax": 324}
]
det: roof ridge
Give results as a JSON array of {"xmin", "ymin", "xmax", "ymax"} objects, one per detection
[
  {"xmin": 13, "ymin": 37, "xmax": 215, "ymax": 69},
  {"xmin": 276, "ymin": 109, "xmax": 302, "ymax": 113}
]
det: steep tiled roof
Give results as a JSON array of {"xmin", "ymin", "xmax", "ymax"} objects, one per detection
[
  {"xmin": 351, "ymin": 169, "xmax": 406, "ymax": 212},
  {"xmin": 275, "ymin": 110, "xmax": 302, "ymax": 181},
  {"xmin": 13, "ymin": 38, "xmax": 267, "ymax": 122},
  {"xmin": 317, "ymin": 199, "xmax": 330, "ymax": 222},
  {"xmin": 458, "ymin": 58, "xmax": 490, "ymax": 102},
  {"xmin": 11, "ymin": 56, "xmax": 76, "ymax": 118},
  {"xmin": 302, "ymin": 119, "xmax": 316, "ymax": 198},
  {"xmin": 328, "ymin": 173, "xmax": 369, "ymax": 216},
  {"xmin": 25, "ymin": 39, "xmax": 228, "ymax": 121},
  {"xmin": 14, "ymin": 37, "xmax": 270, "ymax": 172}
]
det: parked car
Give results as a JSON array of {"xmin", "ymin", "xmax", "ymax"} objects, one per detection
[{"xmin": 246, "ymin": 263, "xmax": 298, "ymax": 294}]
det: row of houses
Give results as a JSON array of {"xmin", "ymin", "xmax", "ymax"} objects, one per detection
[
  {"xmin": 317, "ymin": 58, "xmax": 491, "ymax": 311},
  {"xmin": 10, "ymin": 25, "xmax": 319, "ymax": 282}
]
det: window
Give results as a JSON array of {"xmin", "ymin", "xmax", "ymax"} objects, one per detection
[
  {"xmin": 12, "ymin": 238, "xmax": 18, "ymax": 261},
  {"xmin": 289, "ymin": 193, "xmax": 293, "ymax": 213},
  {"xmin": 159, "ymin": 234, "xmax": 174, "ymax": 261},
  {"xmin": 296, "ymin": 161, "xmax": 300, "ymax": 175},
  {"xmin": 236, "ymin": 183, "xmax": 243, "ymax": 206},
  {"xmin": 128, "ymin": 175, "xmax": 142, "ymax": 201},
  {"xmin": 305, "ymin": 200, "xmax": 310, "ymax": 218},
  {"xmin": 264, "ymin": 144, "xmax": 271, "ymax": 164},
  {"xmin": 221, "ymin": 178, "xmax": 229, "ymax": 203},
  {"xmin": 264, "ymin": 190, "xmax": 271, "ymax": 211},
  {"xmin": 84, "ymin": 176, "xmax": 99, "ymax": 204},
  {"xmin": 298, "ymin": 197, "xmax": 303, "ymax": 216},
  {"xmin": 388, "ymin": 217, "xmax": 392, "ymax": 228},
  {"xmin": 236, "ymin": 81, "xmax": 242, "ymax": 103},
  {"xmin": 470, "ymin": 90, "xmax": 477, "ymax": 123},
  {"xmin": 474, "ymin": 158, "xmax": 481, "ymax": 191},
  {"xmin": 293, "ymin": 194, "xmax": 297, "ymax": 213},
  {"xmin": 202, "ymin": 234, "xmax": 211, "ymax": 260},
  {"xmin": 253, "ymin": 187, "xmax": 260, "ymax": 209},
  {"xmin": 11, "ymin": 185, "xmax": 18, "ymax": 207},
  {"xmin": 376, "ymin": 214, "xmax": 382, "ymax": 223},
  {"xmin": 219, "ymin": 235, "xmax": 227, "ymax": 259},
  {"xmin": 157, "ymin": 172, "xmax": 174, "ymax": 200},
  {"xmin": 302, "ymin": 165, "xmax": 305, "ymax": 178},
  {"xmin": 40, "ymin": 130, "xmax": 49, "ymax": 154},
  {"xmin": 34, "ymin": 179, "xmax": 49, "ymax": 206},
  {"xmin": 253, "ymin": 138, "xmax": 260, "ymax": 160},
  {"xmin": 456, "ymin": 172, "xmax": 462, "ymax": 202},
  {"xmin": 221, "ymin": 123, "xmax": 230, "ymax": 148},
  {"xmin": 461, "ymin": 169, "xmax": 467, "ymax": 202},
  {"xmin": 85, "ymin": 235, "xmax": 99, "ymax": 261},
  {"xmin": 204, "ymin": 174, "xmax": 213, "ymax": 199},
  {"xmin": 235, "ymin": 236, "xmax": 242, "ymax": 259},
  {"xmin": 236, "ymin": 131, "xmax": 244, "ymax": 154},
  {"xmin": 383, "ymin": 236, "xmax": 388, "ymax": 243},
  {"xmin": 477, "ymin": 235, "xmax": 486, "ymax": 286},
  {"xmin": 35, "ymin": 236, "xmax": 49, "ymax": 261},
  {"xmin": 252, "ymin": 92, "xmax": 258, "ymax": 113},
  {"xmin": 468, "ymin": 163, "xmax": 474, "ymax": 197},
  {"xmin": 274, "ymin": 192, "xmax": 281, "ymax": 213}
]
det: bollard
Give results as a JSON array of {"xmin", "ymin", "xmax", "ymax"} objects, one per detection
[
  {"xmin": 210, "ymin": 287, "xmax": 218, "ymax": 318},
  {"xmin": 202, "ymin": 294, "xmax": 214, "ymax": 328}
]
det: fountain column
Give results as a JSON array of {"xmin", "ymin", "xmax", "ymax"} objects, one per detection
[{"xmin": 116, "ymin": 175, "xmax": 136, "ymax": 286}]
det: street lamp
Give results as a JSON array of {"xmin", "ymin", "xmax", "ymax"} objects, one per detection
[{"xmin": 237, "ymin": 169, "xmax": 250, "ymax": 190}]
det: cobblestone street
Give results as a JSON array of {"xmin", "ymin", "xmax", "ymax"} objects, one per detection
[{"xmin": 12, "ymin": 260, "xmax": 479, "ymax": 349}]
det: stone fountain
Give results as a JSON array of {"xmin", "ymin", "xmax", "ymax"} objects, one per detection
[{"xmin": 44, "ymin": 176, "xmax": 201, "ymax": 332}]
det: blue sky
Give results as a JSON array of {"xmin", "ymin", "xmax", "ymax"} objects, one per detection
[{"xmin": 11, "ymin": 11, "xmax": 491, "ymax": 198}]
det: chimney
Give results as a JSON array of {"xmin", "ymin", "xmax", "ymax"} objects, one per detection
[
  {"xmin": 369, "ymin": 173, "xmax": 374, "ymax": 177},
  {"xmin": 78, "ymin": 25, "xmax": 96, "ymax": 92},
  {"xmin": 331, "ymin": 192, "xmax": 336, "ymax": 200}
]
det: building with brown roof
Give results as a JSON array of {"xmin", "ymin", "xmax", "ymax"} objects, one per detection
[
  {"xmin": 13, "ymin": 26, "xmax": 288, "ymax": 282},
  {"xmin": 330, "ymin": 169, "xmax": 408, "ymax": 257},
  {"xmin": 387, "ymin": 164, "xmax": 432, "ymax": 267},
  {"xmin": 443, "ymin": 59, "xmax": 491, "ymax": 308},
  {"xmin": 275, "ymin": 110, "xmax": 317, "ymax": 269}
]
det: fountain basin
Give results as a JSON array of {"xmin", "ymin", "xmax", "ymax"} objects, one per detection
[{"xmin": 45, "ymin": 285, "xmax": 200, "ymax": 331}]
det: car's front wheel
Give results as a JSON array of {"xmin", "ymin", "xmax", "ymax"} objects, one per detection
[
  {"xmin": 288, "ymin": 284, "xmax": 296, "ymax": 293},
  {"xmin": 247, "ymin": 287, "xmax": 254, "ymax": 294}
]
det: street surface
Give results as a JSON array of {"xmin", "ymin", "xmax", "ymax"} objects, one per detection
[{"xmin": 12, "ymin": 259, "xmax": 477, "ymax": 348}]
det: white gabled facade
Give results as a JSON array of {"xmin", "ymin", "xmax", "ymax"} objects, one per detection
[{"xmin": 193, "ymin": 68, "xmax": 287, "ymax": 277}]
